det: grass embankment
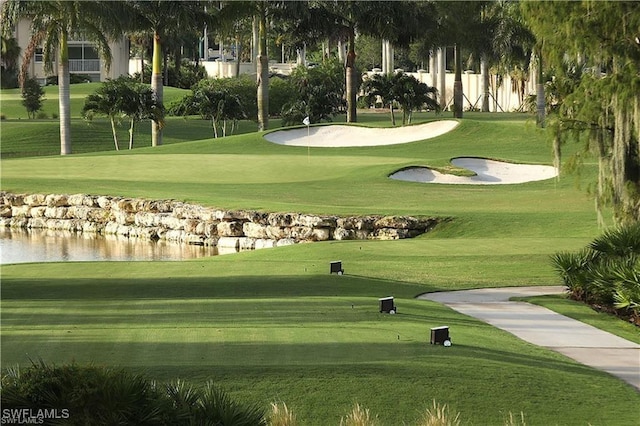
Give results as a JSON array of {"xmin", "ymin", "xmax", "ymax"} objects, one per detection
[{"xmin": 1, "ymin": 85, "xmax": 638, "ymax": 424}]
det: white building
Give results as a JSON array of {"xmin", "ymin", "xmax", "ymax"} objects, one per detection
[{"xmin": 12, "ymin": 18, "xmax": 130, "ymax": 84}]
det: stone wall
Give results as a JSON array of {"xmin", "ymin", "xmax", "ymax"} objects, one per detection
[{"xmin": 0, "ymin": 192, "xmax": 443, "ymax": 250}]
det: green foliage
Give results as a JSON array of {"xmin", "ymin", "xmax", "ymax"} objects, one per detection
[
  {"xmin": 133, "ymin": 61, "xmax": 208, "ymax": 90},
  {"xmin": 552, "ymin": 223, "xmax": 640, "ymax": 322},
  {"xmin": 362, "ymin": 72, "xmax": 440, "ymax": 125},
  {"xmin": 1, "ymin": 361, "xmax": 266, "ymax": 425},
  {"xmin": 169, "ymin": 79, "xmax": 247, "ymax": 138},
  {"xmin": 1, "ymin": 361, "xmax": 166, "ymax": 425},
  {"xmin": 20, "ymin": 77, "xmax": 45, "ymax": 119},
  {"xmin": 197, "ymin": 382, "xmax": 266, "ymax": 426},
  {"xmin": 82, "ymin": 76, "xmax": 164, "ymax": 150},
  {"xmin": 269, "ymin": 76, "xmax": 295, "ymax": 118},
  {"xmin": 45, "ymin": 74, "xmax": 92, "ymax": 85},
  {"xmin": 1, "ymin": 36, "xmax": 20, "ymax": 88},
  {"xmin": 523, "ymin": 1, "xmax": 640, "ymax": 225},
  {"xmin": 1, "ymin": 68, "xmax": 18, "ymax": 89},
  {"xmin": 280, "ymin": 59, "xmax": 346, "ymax": 126}
]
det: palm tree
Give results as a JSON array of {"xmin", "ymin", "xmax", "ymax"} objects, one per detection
[
  {"xmin": 362, "ymin": 72, "xmax": 397, "ymax": 125},
  {"xmin": 394, "ymin": 73, "xmax": 440, "ymax": 125},
  {"xmin": 126, "ymin": 1, "xmax": 215, "ymax": 146},
  {"xmin": 1, "ymin": 0, "xmax": 124, "ymax": 155},
  {"xmin": 218, "ymin": 1, "xmax": 300, "ymax": 131},
  {"xmin": 1, "ymin": 36, "xmax": 21, "ymax": 88},
  {"xmin": 483, "ymin": 1, "xmax": 535, "ymax": 114},
  {"xmin": 434, "ymin": 1, "xmax": 488, "ymax": 118},
  {"xmin": 300, "ymin": 1, "xmax": 431, "ymax": 123},
  {"xmin": 82, "ymin": 76, "xmax": 164, "ymax": 150}
]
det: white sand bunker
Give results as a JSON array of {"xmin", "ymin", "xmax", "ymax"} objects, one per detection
[
  {"xmin": 390, "ymin": 157, "xmax": 558, "ymax": 185},
  {"xmin": 264, "ymin": 120, "xmax": 459, "ymax": 147}
]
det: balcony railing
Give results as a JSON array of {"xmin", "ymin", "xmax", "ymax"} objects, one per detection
[{"xmin": 69, "ymin": 59, "xmax": 100, "ymax": 72}]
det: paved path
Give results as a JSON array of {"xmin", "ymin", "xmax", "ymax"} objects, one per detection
[{"xmin": 418, "ymin": 286, "xmax": 640, "ymax": 391}]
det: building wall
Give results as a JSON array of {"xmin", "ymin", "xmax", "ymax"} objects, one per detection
[{"xmin": 13, "ymin": 18, "xmax": 130, "ymax": 84}]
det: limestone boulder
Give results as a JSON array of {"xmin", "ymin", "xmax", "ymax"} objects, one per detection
[
  {"xmin": 24, "ymin": 193, "xmax": 46, "ymax": 206},
  {"xmin": 44, "ymin": 206, "xmax": 68, "ymax": 219},
  {"xmin": 4, "ymin": 193, "xmax": 25, "ymax": 206},
  {"xmin": 11, "ymin": 205, "xmax": 31, "ymax": 218},
  {"xmin": 45, "ymin": 194, "xmax": 68, "ymax": 207},
  {"xmin": 68, "ymin": 194, "xmax": 95, "ymax": 207},
  {"xmin": 337, "ymin": 216, "xmax": 377, "ymax": 231},
  {"xmin": 243, "ymin": 222, "xmax": 268, "ymax": 239},
  {"xmin": 96, "ymin": 196, "xmax": 112, "ymax": 209},
  {"xmin": 0, "ymin": 205, "xmax": 12, "ymax": 218},
  {"xmin": 217, "ymin": 221, "xmax": 244, "ymax": 237}
]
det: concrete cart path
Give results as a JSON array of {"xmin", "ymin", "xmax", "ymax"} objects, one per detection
[{"xmin": 418, "ymin": 286, "xmax": 640, "ymax": 391}]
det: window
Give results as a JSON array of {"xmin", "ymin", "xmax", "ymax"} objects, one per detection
[{"xmin": 34, "ymin": 47, "xmax": 43, "ymax": 63}]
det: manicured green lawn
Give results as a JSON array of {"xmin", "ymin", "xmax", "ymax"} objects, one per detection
[
  {"xmin": 0, "ymin": 83, "xmax": 190, "ymax": 120},
  {"xmin": 2, "ymin": 84, "xmax": 638, "ymax": 424},
  {"xmin": 3, "ymin": 262, "xmax": 639, "ymax": 425}
]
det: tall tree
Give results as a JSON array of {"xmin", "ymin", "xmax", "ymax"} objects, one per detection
[
  {"xmin": 82, "ymin": 76, "xmax": 164, "ymax": 150},
  {"xmin": 300, "ymin": 1, "xmax": 433, "ymax": 123},
  {"xmin": 523, "ymin": 0, "xmax": 640, "ymax": 225},
  {"xmin": 126, "ymin": 1, "xmax": 214, "ymax": 146},
  {"xmin": 1, "ymin": 0, "xmax": 124, "ymax": 155},
  {"xmin": 218, "ymin": 1, "xmax": 303, "ymax": 131},
  {"xmin": 434, "ymin": 1, "xmax": 488, "ymax": 119},
  {"xmin": 481, "ymin": 1, "xmax": 535, "ymax": 113}
]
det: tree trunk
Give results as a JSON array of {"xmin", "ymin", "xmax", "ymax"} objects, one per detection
[
  {"xmin": 536, "ymin": 52, "xmax": 545, "ymax": 128},
  {"xmin": 151, "ymin": 31, "xmax": 163, "ymax": 146},
  {"xmin": 211, "ymin": 117, "xmax": 218, "ymax": 138},
  {"xmin": 453, "ymin": 44, "xmax": 463, "ymax": 118},
  {"xmin": 256, "ymin": 5, "xmax": 269, "ymax": 131},
  {"xmin": 481, "ymin": 55, "xmax": 490, "ymax": 112},
  {"xmin": 390, "ymin": 104, "xmax": 395, "ymax": 126},
  {"xmin": 140, "ymin": 49, "xmax": 144, "ymax": 83},
  {"xmin": 110, "ymin": 117, "xmax": 119, "ymax": 151},
  {"xmin": 58, "ymin": 32, "xmax": 71, "ymax": 155},
  {"xmin": 129, "ymin": 119, "xmax": 135, "ymax": 150},
  {"xmin": 234, "ymin": 36, "xmax": 241, "ymax": 77},
  {"xmin": 252, "ymin": 16, "xmax": 259, "ymax": 74},
  {"xmin": 345, "ymin": 27, "xmax": 357, "ymax": 123}
]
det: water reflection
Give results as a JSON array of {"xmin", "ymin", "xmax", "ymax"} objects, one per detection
[{"xmin": 0, "ymin": 228, "xmax": 226, "ymax": 264}]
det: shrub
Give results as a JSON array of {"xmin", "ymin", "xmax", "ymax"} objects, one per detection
[
  {"xmin": 1, "ymin": 361, "xmax": 166, "ymax": 425},
  {"xmin": 45, "ymin": 74, "xmax": 92, "ymax": 85},
  {"xmin": 133, "ymin": 61, "xmax": 208, "ymax": 90},
  {"xmin": 1, "ymin": 361, "xmax": 266, "ymax": 425},
  {"xmin": 551, "ymin": 223, "xmax": 640, "ymax": 323},
  {"xmin": 195, "ymin": 381, "xmax": 266, "ymax": 426},
  {"xmin": 21, "ymin": 77, "xmax": 45, "ymax": 119},
  {"xmin": 269, "ymin": 76, "xmax": 295, "ymax": 118},
  {"xmin": 280, "ymin": 59, "xmax": 346, "ymax": 126}
]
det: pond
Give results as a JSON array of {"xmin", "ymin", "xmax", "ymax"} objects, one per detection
[{"xmin": 0, "ymin": 228, "xmax": 230, "ymax": 264}]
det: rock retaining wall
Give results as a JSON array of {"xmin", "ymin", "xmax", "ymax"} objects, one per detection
[{"xmin": 0, "ymin": 192, "xmax": 443, "ymax": 250}]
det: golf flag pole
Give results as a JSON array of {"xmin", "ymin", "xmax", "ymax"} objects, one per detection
[{"xmin": 303, "ymin": 116, "xmax": 310, "ymax": 162}]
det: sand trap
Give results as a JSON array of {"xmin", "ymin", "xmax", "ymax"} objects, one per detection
[
  {"xmin": 264, "ymin": 120, "xmax": 459, "ymax": 147},
  {"xmin": 390, "ymin": 157, "xmax": 558, "ymax": 185},
  {"xmin": 264, "ymin": 121, "xmax": 555, "ymax": 185}
]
